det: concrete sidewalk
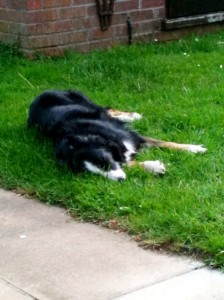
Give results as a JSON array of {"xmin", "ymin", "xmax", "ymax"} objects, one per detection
[{"xmin": 0, "ymin": 189, "xmax": 223, "ymax": 300}]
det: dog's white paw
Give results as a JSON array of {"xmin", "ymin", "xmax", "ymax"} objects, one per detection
[
  {"xmin": 186, "ymin": 145, "xmax": 207, "ymax": 153},
  {"xmin": 131, "ymin": 112, "xmax": 142, "ymax": 121},
  {"xmin": 115, "ymin": 112, "xmax": 142, "ymax": 122},
  {"xmin": 141, "ymin": 160, "xmax": 166, "ymax": 175},
  {"xmin": 84, "ymin": 161, "xmax": 126, "ymax": 181},
  {"xmin": 106, "ymin": 168, "xmax": 126, "ymax": 181}
]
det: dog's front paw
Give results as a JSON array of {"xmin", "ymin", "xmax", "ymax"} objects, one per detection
[
  {"xmin": 117, "ymin": 112, "xmax": 142, "ymax": 122},
  {"xmin": 141, "ymin": 160, "xmax": 166, "ymax": 175},
  {"xmin": 130, "ymin": 112, "xmax": 142, "ymax": 121},
  {"xmin": 106, "ymin": 168, "xmax": 126, "ymax": 181},
  {"xmin": 108, "ymin": 109, "xmax": 142, "ymax": 122},
  {"xmin": 186, "ymin": 145, "xmax": 207, "ymax": 153}
]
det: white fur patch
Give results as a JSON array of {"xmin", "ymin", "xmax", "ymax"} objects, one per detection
[
  {"xmin": 84, "ymin": 161, "xmax": 102, "ymax": 175},
  {"xmin": 105, "ymin": 168, "xmax": 126, "ymax": 181},
  {"xmin": 141, "ymin": 160, "xmax": 166, "ymax": 175},
  {"xmin": 84, "ymin": 161, "xmax": 126, "ymax": 181},
  {"xmin": 115, "ymin": 112, "xmax": 142, "ymax": 122},
  {"xmin": 123, "ymin": 141, "xmax": 136, "ymax": 162},
  {"xmin": 184, "ymin": 145, "xmax": 207, "ymax": 153}
]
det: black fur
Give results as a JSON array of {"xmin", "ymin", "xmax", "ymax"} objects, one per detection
[{"xmin": 28, "ymin": 90, "xmax": 145, "ymax": 177}]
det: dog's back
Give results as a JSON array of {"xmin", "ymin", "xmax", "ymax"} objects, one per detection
[{"xmin": 28, "ymin": 90, "xmax": 106, "ymax": 135}]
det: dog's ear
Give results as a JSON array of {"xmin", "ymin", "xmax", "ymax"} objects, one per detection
[
  {"xmin": 108, "ymin": 141, "xmax": 126, "ymax": 162},
  {"xmin": 54, "ymin": 139, "xmax": 70, "ymax": 167},
  {"xmin": 54, "ymin": 138, "xmax": 81, "ymax": 172}
]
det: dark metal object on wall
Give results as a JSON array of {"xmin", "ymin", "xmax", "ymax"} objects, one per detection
[
  {"xmin": 127, "ymin": 17, "xmax": 133, "ymax": 45},
  {"xmin": 96, "ymin": 0, "xmax": 115, "ymax": 30}
]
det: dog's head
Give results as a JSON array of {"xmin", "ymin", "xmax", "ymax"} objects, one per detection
[{"xmin": 55, "ymin": 134, "xmax": 127, "ymax": 180}]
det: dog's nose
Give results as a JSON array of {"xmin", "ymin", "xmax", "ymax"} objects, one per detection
[{"xmin": 118, "ymin": 176, "xmax": 125, "ymax": 182}]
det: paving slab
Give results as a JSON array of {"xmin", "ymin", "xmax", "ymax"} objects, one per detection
[
  {"xmin": 0, "ymin": 189, "xmax": 71, "ymax": 238},
  {"xmin": 0, "ymin": 279, "xmax": 33, "ymax": 300},
  {"xmin": 0, "ymin": 188, "xmax": 222, "ymax": 300},
  {"xmin": 115, "ymin": 269, "xmax": 224, "ymax": 300}
]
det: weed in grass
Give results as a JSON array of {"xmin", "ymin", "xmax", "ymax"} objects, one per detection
[{"xmin": 0, "ymin": 33, "xmax": 224, "ymax": 269}]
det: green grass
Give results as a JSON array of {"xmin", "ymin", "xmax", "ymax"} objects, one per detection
[{"xmin": 0, "ymin": 32, "xmax": 224, "ymax": 269}]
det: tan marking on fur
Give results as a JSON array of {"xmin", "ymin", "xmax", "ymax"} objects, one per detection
[
  {"xmin": 107, "ymin": 109, "xmax": 133, "ymax": 118},
  {"xmin": 108, "ymin": 110, "xmax": 206, "ymax": 152},
  {"xmin": 127, "ymin": 161, "xmax": 138, "ymax": 167},
  {"xmin": 142, "ymin": 137, "xmax": 207, "ymax": 152}
]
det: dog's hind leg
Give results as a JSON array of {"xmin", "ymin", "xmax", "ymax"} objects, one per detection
[
  {"xmin": 107, "ymin": 108, "xmax": 142, "ymax": 122},
  {"xmin": 142, "ymin": 137, "xmax": 207, "ymax": 153}
]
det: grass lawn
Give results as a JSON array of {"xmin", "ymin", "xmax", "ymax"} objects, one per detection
[{"xmin": 0, "ymin": 32, "xmax": 224, "ymax": 269}]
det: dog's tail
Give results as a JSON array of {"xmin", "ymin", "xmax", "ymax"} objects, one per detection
[{"xmin": 142, "ymin": 137, "xmax": 207, "ymax": 153}]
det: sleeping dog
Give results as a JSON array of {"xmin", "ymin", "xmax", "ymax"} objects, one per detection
[{"xmin": 27, "ymin": 90, "xmax": 207, "ymax": 180}]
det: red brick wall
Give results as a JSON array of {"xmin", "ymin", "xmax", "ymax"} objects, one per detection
[
  {"xmin": 0, "ymin": 0, "xmax": 166, "ymax": 55},
  {"xmin": 1, "ymin": 0, "xmax": 224, "ymax": 56}
]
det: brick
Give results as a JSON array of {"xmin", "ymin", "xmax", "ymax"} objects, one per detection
[
  {"xmin": 59, "ymin": 31, "xmax": 87, "ymax": 45},
  {"xmin": 40, "ymin": 47, "xmax": 65, "ymax": 56},
  {"xmin": 89, "ymin": 27, "xmax": 112, "ymax": 40},
  {"xmin": 114, "ymin": 1, "xmax": 139, "ymax": 13},
  {"xmin": 130, "ymin": 9, "xmax": 154, "ymax": 21},
  {"xmin": 0, "ymin": 10, "xmax": 28, "ymax": 23},
  {"xmin": 28, "ymin": 21, "xmax": 74, "ymax": 36},
  {"xmin": 58, "ymin": 6, "xmax": 87, "ymax": 19},
  {"xmin": 0, "ymin": 20, "xmax": 10, "ymax": 33},
  {"xmin": 134, "ymin": 32, "xmax": 154, "ymax": 43},
  {"xmin": 88, "ymin": 39, "xmax": 112, "ymax": 51},
  {"xmin": 142, "ymin": 0, "xmax": 165, "ymax": 9},
  {"xmin": 87, "ymin": 4, "xmax": 98, "ymax": 17},
  {"xmin": 42, "ymin": 20, "xmax": 73, "ymax": 34},
  {"xmin": 153, "ymin": 7, "xmax": 165, "ymax": 18},
  {"xmin": 0, "ymin": 32, "xmax": 17, "ymax": 44},
  {"xmin": 113, "ymin": 13, "xmax": 128, "ymax": 26},
  {"xmin": 141, "ymin": 20, "xmax": 155, "ymax": 32},
  {"xmin": 112, "ymin": 24, "xmax": 127, "ymax": 37},
  {"xmin": 72, "ymin": 0, "xmax": 92, "ymax": 5},
  {"xmin": 28, "ymin": 23, "xmax": 43, "ymax": 35},
  {"xmin": 19, "ymin": 23, "xmax": 29, "ymax": 35},
  {"xmin": 27, "ymin": 0, "xmax": 42, "ymax": 10},
  {"xmin": 7, "ymin": 0, "xmax": 27, "ymax": 9},
  {"xmin": 133, "ymin": 20, "xmax": 154, "ymax": 35},
  {"xmin": 112, "ymin": 36, "xmax": 129, "ymax": 46},
  {"xmin": 58, "ymin": 0, "xmax": 72, "ymax": 6},
  {"xmin": 42, "ymin": 0, "xmax": 72, "ymax": 8},
  {"xmin": 88, "ymin": 36, "xmax": 128, "ymax": 51},
  {"xmin": 0, "ymin": 9, "xmax": 10, "ymax": 21},
  {"xmin": 72, "ymin": 17, "xmax": 98, "ymax": 30},
  {"xmin": 42, "ymin": 0, "xmax": 58, "ymax": 8},
  {"xmin": 19, "ymin": 35, "xmax": 30, "ymax": 48},
  {"xmin": 9, "ymin": 22, "xmax": 27, "ymax": 34},
  {"xmin": 29, "ymin": 34, "xmax": 61, "ymax": 48},
  {"xmin": 59, "ymin": 43, "xmax": 88, "ymax": 53},
  {"xmin": 28, "ymin": 9, "xmax": 58, "ymax": 23},
  {"xmin": 0, "ymin": 0, "xmax": 7, "ymax": 8}
]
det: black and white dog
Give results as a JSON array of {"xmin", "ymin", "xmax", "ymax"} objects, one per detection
[{"xmin": 27, "ymin": 90, "xmax": 207, "ymax": 180}]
